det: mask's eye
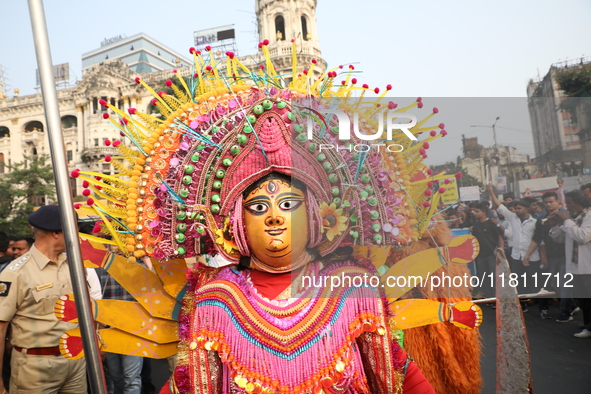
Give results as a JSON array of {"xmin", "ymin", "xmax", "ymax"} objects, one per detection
[
  {"xmin": 246, "ymin": 203, "xmax": 269, "ymax": 214},
  {"xmin": 278, "ymin": 199, "xmax": 302, "ymax": 211}
]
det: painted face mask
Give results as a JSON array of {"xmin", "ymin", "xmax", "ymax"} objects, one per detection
[{"xmin": 243, "ymin": 175, "xmax": 309, "ymax": 271}]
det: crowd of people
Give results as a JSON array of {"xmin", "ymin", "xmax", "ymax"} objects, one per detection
[
  {"xmin": 444, "ymin": 182, "xmax": 591, "ymax": 338},
  {"xmin": 0, "ymin": 208, "xmax": 157, "ymax": 394},
  {"xmin": 1, "ymin": 179, "xmax": 590, "ymax": 392}
]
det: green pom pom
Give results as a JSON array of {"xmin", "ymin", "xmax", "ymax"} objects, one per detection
[
  {"xmin": 247, "ymin": 114, "xmax": 257, "ymax": 124},
  {"xmin": 177, "ymin": 246, "xmax": 186, "ymax": 255},
  {"xmin": 297, "ymin": 134, "xmax": 307, "ymax": 143},
  {"xmin": 211, "ymin": 204, "xmax": 220, "ymax": 214},
  {"xmin": 243, "ymin": 124, "xmax": 253, "ymax": 133},
  {"xmin": 262, "ymin": 99, "xmax": 273, "ymax": 110},
  {"xmin": 179, "ymin": 188, "xmax": 189, "ymax": 198},
  {"xmin": 361, "ymin": 174, "xmax": 370, "ymax": 183},
  {"xmin": 287, "ymin": 112, "xmax": 295, "ymax": 121},
  {"xmin": 373, "ymin": 234, "xmax": 383, "ymax": 244},
  {"xmin": 328, "ymin": 173, "xmax": 338, "ymax": 183},
  {"xmin": 176, "ymin": 211, "xmax": 186, "ymax": 220},
  {"xmin": 182, "ymin": 175, "xmax": 192, "ymax": 185},
  {"xmin": 177, "ymin": 223, "xmax": 187, "ymax": 233},
  {"xmin": 350, "ymin": 214, "xmax": 358, "ymax": 223},
  {"xmin": 372, "ymin": 223, "xmax": 381, "ymax": 232},
  {"xmin": 294, "ymin": 124, "xmax": 304, "ymax": 133},
  {"xmin": 175, "ymin": 233, "xmax": 186, "ymax": 243},
  {"xmin": 211, "ymin": 194, "xmax": 221, "ymax": 203},
  {"xmin": 216, "ymin": 169, "xmax": 226, "ymax": 179},
  {"xmin": 368, "ymin": 197, "xmax": 378, "ymax": 207},
  {"xmin": 277, "ymin": 100, "xmax": 286, "ymax": 109},
  {"xmin": 331, "ymin": 187, "xmax": 340, "ymax": 196},
  {"xmin": 317, "ymin": 153, "xmax": 326, "ymax": 162},
  {"xmin": 370, "ymin": 210, "xmax": 379, "ymax": 220},
  {"xmin": 230, "ymin": 145, "xmax": 241, "ymax": 155},
  {"xmin": 213, "ymin": 180, "xmax": 222, "ymax": 190},
  {"xmin": 360, "ymin": 190, "xmax": 369, "ymax": 198},
  {"xmin": 323, "ymin": 162, "xmax": 333, "ymax": 171},
  {"xmin": 185, "ymin": 165, "xmax": 195, "ymax": 174},
  {"xmin": 237, "ymin": 134, "xmax": 247, "ymax": 144},
  {"xmin": 191, "ymin": 153, "xmax": 200, "ymax": 162},
  {"xmin": 222, "ymin": 158, "xmax": 233, "ymax": 167},
  {"xmin": 253, "ymin": 105, "xmax": 264, "ymax": 115}
]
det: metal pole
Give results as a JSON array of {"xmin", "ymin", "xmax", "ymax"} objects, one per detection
[{"xmin": 27, "ymin": 1, "xmax": 107, "ymax": 393}]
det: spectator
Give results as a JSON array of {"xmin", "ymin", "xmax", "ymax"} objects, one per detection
[
  {"xmin": 0, "ymin": 233, "xmax": 12, "ymax": 272},
  {"xmin": 459, "ymin": 205, "xmax": 475, "ymax": 229},
  {"xmin": 580, "ymin": 183, "xmax": 591, "ymax": 200},
  {"xmin": 524, "ymin": 192, "xmax": 572, "ymax": 320},
  {"xmin": 446, "ymin": 208, "xmax": 461, "ymax": 229},
  {"xmin": 98, "ymin": 246, "xmax": 144, "ymax": 394},
  {"xmin": 495, "ymin": 205, "xmax": 513, "ymax": 257},
  {"xmin": 488, "ymin": 185, "xmax": 539, "ymax": 311},
  {"xmin": 5, "ymin": 236, "xmax": 15, "ymax": 260},
  {"xmin": 503, "ymin": 193, "xmax": 514, "ymax": 204},
  {"xmin": 0, "ymin": 205, "xmax": 87, "ymax": 393},
  {"xmin": 549, "ymin": 190, "xmax": 591, "ymax": 338},
  {"xmin": 11, "ymin": 237, "xmax": 34, "ymax": 259},
  {"xmin": 523, "ymin": 197, "xmax": 543, "ymax": 219},
  {"xmin": 471, "ymin": 203, "xmax": 504, "ymax": 299}
]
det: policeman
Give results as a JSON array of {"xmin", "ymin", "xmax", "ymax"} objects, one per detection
[{"xmin": 0, "ymin": 205, "xmax": 86, "ymax": 394}]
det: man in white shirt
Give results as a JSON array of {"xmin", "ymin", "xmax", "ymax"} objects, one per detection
[
  {"xmin": 549, "ymin": 190, "xmax": 591, "ymax": 338},
  {"xmin": 488, "ymin": 185, "xmax": 539, "ymax": 305}
]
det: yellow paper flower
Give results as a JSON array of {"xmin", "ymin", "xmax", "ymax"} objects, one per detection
[
  {"xmin": 215, "ymin": 217, "xmax": 239, "ymax": 254},
  {"xmin": 319, "ymin": 202, "xmax": 348, "ymax": 242}
]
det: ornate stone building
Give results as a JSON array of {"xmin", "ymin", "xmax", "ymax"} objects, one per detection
[{"xmin": 0, "ymin": 0, "xmax": 326, "ymax": 196}]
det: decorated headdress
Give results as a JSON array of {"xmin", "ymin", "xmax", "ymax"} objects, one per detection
[
  {"xmin": 72, "ymin": 40, "xmax": 459, "ymax": 263},
  {"xmin": 61, "ymin": 41, "xmax": 484, "ymax": 394}
]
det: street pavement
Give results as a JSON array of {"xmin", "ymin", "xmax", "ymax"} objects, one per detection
[
  {"xmin": 479, "ymin": 300, "xmax": 591, "ymax": 393},
  {"xmin": 150, "ymin": 299, "xmax": 591, "ymax": 393}
]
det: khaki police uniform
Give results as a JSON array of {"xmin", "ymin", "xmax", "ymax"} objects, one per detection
[{"xmin": 0, "ymin": 245, "xmax": 85, "ymax": 393}]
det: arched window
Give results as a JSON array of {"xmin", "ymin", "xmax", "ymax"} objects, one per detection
[
  {"xmin": 61, "ymin": 115, "xmax": 77, "ymax": 129},
  {"xmin": 275, "ymin": 15, "xmax": 286, "ymax": 41},
  {"xmin": 23, "ymin": 120, "xmax": 44, "ymax": 133},
  {"xmin": 301, "ymin": 15, "xmax": 309, "ymax": 41},
  {"xmin": 0, "ymin": 126, "xmax": 9, "ymax": 138}
]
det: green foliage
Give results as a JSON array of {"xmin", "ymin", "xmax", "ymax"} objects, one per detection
[
  {"xmin": 555, "ymin": 68, "xmax": 591, "ymax": 97},
  {"xmin": 556, "ymin": 68, "xmax": 591, "ymax": 125},
  {"xmin": 0, "ymin": 155, "xmax": 55, "ymax": 236}
]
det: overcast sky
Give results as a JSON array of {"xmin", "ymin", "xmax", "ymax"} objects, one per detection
[{"xmin": 1, "ymin": 0, "xmax": 589, "ymax": 165}]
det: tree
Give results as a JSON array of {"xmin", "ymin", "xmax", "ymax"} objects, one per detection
[{"xmin": 0, "ymin": 155, "xmax": 55, "ymax": 235}]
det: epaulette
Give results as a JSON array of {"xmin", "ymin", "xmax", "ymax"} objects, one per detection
[{"xmin": 5, "ymin": 253, "xmax": 32, "ymax": 272}]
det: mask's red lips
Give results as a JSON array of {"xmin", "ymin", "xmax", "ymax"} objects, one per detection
[{"xmin": 265, "ymin": 228, "xmax": 286, "ymax": 236}]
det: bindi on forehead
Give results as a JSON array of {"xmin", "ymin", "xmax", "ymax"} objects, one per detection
[{"xmin": 246, "ymin": 179, "xmax": 291, "ymax": 201}]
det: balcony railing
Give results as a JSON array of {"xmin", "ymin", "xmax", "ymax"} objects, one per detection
[
  {"xmin": 81, "ymin": 146, "xmax": 119, "ymax": 162},
  {"xmin": 22, "ymin": 130, "xmax": 43, "ymax": 142}
]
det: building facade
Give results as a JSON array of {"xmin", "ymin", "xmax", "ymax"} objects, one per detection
[
  {"xmin": 459, "ymin": 135, "xmax": 532, "ymax": 187},
  {"xmin": 0, "ymin": 0, "xmax": 326, "ymax": 197},
  {"xmin": 82, "ymin": 33, "xmax": 191, "ymax": 75},
  {"xmin": 526, "ymin": 58, "xmax": 591, "ymax": 173}
]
